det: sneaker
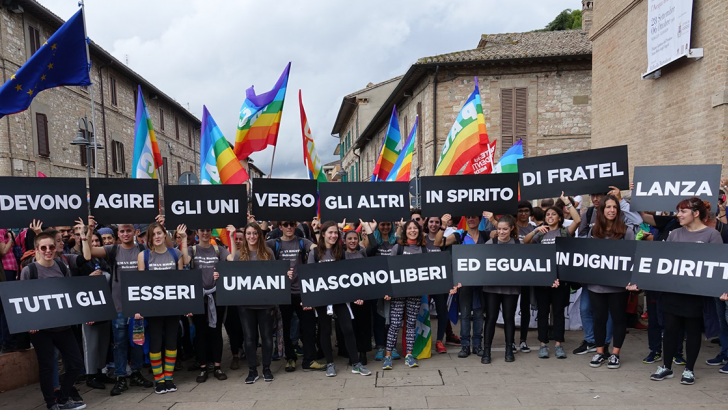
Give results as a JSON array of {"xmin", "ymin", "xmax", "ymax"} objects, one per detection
[
  {"xmin": 382, "ymin": 355, "xmax": 393, "ymax": 370},
  {"xmin": 435, "ymin": 341, "xmax": 447, "ymax": 354},
  {"xmin": 285, "ymin": 359, "xmax": 296, "ymax": 372},
  {"xmin": 325, "ymin": 363, "xmax": 336, "ymax": 377},
  {"xmin": 110, "ymin": 377, "xmax": 128, "ymax": 396},
  {"xmin": 392, "ymin": 349, "xmax": 401, "ymax": 360},
  {"xmin": 49, "ymin": 405, "xmax": 62, "ymax": 410},
  {"xmin": 68, "ymin": 387, "xmax": 83, "ymax": 404},
  {"xmin": 555, "ymin": 344, "xmax": 567, "ymax": 359},
  {"xmin": 673, "ymin": 353, "xmax": 686, "ymax": 365},
  {"xmin": 650, "ymin": 365, "xmax": 674, "ymax": 381},
  {"xmin": 352, "ymin": 362, "xmax": 372, "ymax": 376},
  {"xmin": 607, "ymin": 354, "xmax": 621, "ymax": 369},
  {"xmin": 519, "ymin": 341, "xmax": 531, "ymax": 353},
  {"xmin": 262, "ymin": 366, "xmax": 274, "ymax": 382},
  {"xmin": 294, "ymin": 344, "xmax": 304, "ymax": 357},
  {"xmin": 643, "ymin": 351, "xmax": 662, "ymax": 364},
  {"xmin": 706, "ymin": 354, "xmax": 728, "ymax": 366},
  {"xmin": 164, "ymin": 380, "xmax": 177, "ymax": 392},
  {"xmin": 230, "ymin": 356, "xmax": 240, "ymax": 370},
  {"xmin": 374, "ymin": 348, "xmax": 385, "ymax": 361},
  {"xmin": 302, "ymin": 361, "xmax": 326, "ymax": 371},
  {"xmin": 590, "ymin": 353, "xmax": 606, "ymax": 368},
  {"xmin": 719, "ymin": 362, "xmax": 728, "ymax": 374},
  {"xmin": 511, "ymin": 343, "xmax": 518, "ymax": 354},
  {"xmin": 245, "ymin": 368, "xmax": 259, "ymax": 384},
  {"xmin": 446, "ymin": 334, "xmax": 461, "ymax": 345},
  {"xmin": 154, "ymin": 382, "xmax": 167, "ymax": 394},
  {"xmin": 573, "ymin": 340, "xmax": 597, "ymax": 355},
  {"xmin": 86, "ymin": 376, "xmax": 105, "ymax": 390},
  {"xmin": 214, "ymin": 368, "xmax": 227, "ymax": 381},
  {"xmin": 405, "ymin": 354, "xmax": 418, "ymax": 368},
  {"xmin": 473, "ymin": 346, "xmax": 484, "ymax": 357},
  {"xmin": 196, "ymin": 369, "xmax": 208, "ymax": 383},
  {"xmin": 272, "ymin": 350, "xmax": 281, "ymax": 361},
  {"xmin": 58, "ymin": 402, "xmax": 86, "ymax": 410},
  {"xmin": 539, "ymin": 344, "xmax": 549, "ymax": 359},
  {"xmin": 680, "ymin": 369, "xmax": 695, "ymax": 385},
  {"xmin": 457, "ymin": 346, "xmax": 471, "ymax": 358}
]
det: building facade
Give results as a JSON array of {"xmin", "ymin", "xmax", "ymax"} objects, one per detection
[{"xmin": 0, "ymin": 0, "xmax": 200, "ymax": 183}]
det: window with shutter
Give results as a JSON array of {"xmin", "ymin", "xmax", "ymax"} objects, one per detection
[
  {"xmin": 36, "ymin": 113, "xmax": 50, "ymax": 157},
  {"xmin": 111, "ymin": 141, "xmax": 118, "ymax": 172},
  {"xmin": 177, "ymin": 162, "xmax": 181, "ymax": 179},
  {"xmin": 80, "ymin": 146, "xmax": 96, "ymax": 168},
  {"xmin": 28, "ymin": 25, "xmax": 41, "ymax": 56},
  {"xmin": 120, "ymin": 143, "xmax": 126, "ymax": 173},
  {"xmin": 159, "ymin": 108, "xmax": 165, "ymax": 131},
  {"xmin": 500, "ymin": 87, "xmax": 528, "ymax": 154},
  {"xmin": 500, "ymin": 89, "xmax": 514, "ymax": 152},
  {"xmin": 162, "ymin": 157, "xmax": 168, "ymax": 184},
  {"xmin": 110, "ymin": 76, "xmax": 118, "ymax": 106}
]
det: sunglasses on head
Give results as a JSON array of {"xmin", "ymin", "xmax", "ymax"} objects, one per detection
[
  {"xmin": 39, "ymin": 244, "xmax": 56, "ymax": 252},
  {"xmin": 280, "ymin": 222, "xmax": 296, "ymax": 228},
  {"xmin": 412, "ymin": 217, "xmax": 422, "ymax": 221}
]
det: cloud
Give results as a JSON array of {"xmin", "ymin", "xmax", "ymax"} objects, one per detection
[{"xmin": 39, "ymin": 0, "xmax": 578, "ymax": 178}]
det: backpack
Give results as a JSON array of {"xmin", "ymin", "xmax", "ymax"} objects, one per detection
[
  {"xmin": 27, "ymin": 260, "xmax": 69, "ymax": 279},
  {"xmin": 143, "ymin": 247, "xmax": 179, "ymax": 271},
  {"xmin": 273, "ymin": 237, "xmax": 307, "ymax": 264},
  {"xmin": 109, "ymin": 244, "xmax": 146, "ymax": 282},
  {"xmin": 580, "ymin": 206, "xmax": 596, "ymax": 237},
  {"xmin": 396, "ymin": 244, "xmax": 428, "ymax": 255},
  {"xmin": 189, "ymin": 244, "xmax": 220, "ymax": 269}
]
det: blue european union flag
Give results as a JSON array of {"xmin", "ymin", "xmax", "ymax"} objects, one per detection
[{"xmin": 0, "ymin": 9, "xmax": 91, "ymax": 118}]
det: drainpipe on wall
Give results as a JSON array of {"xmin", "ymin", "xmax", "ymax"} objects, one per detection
[
  {"xmin": 98, "ymin": 61, "xmax": 111, "ymax": 177},
  {"xmin": 0, "ymin": 12, "xmax": 14, "ymax": 176},
  {"xmin": 431, "ymin": 65, "xmax": 439, "ymax": 174}
]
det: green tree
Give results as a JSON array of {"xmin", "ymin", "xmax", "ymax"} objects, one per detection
[{"xmin": 538, "ymin": 8, "xmax": 583, "ymax": 31}]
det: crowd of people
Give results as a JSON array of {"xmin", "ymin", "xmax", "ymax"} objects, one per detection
[{"xmin": 2, "ymin": 182, "xmax": 728, "ymax": 410}]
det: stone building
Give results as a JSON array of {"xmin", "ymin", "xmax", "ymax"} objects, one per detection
[
  {"xmin": 589, "ymin": 0, "xmax": 727, "ymax": 175},
  {"xmin": 0, "ymin": 0, "xmax": 200, "ymax": 182}
]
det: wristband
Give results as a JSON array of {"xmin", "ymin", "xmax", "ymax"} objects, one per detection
[{"xmin": 81, "ymin": 238, "xmax": 88, "ymax": 241}]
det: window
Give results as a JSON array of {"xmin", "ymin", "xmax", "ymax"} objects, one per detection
[
  {"xmin": 190, "ymin": 165, "xmax": 193, "ymax": 173},
  {"xmin": 109, "ymin": 76, "xmax": 118, "ymax": 106},
  {"xmin": 500, "ymin": 87, "xmax": 528, "ymax": 153},
  {"xmin": 28, "ymin": 25, "xmax": 41, "ymax": 56},
  {"xmin": 177, "ymin": 162, "xmax": 181, "ymax": 179},
  {"xmin": 162, "ymin": 157, "xmax": 169, "ymax": 184},
  {"xmin": 36, "ymin": 113, "xmax": 49, "ymax": 157},
  {"xmin": 80, "ymin": 146, "xmax": 97, "ymax": 168},
  {"xmin": 175, "ymin": 117, "xmax": 179, "ymax": 140},
  {"xmin": 159, "ymin": 108, "xmax": 165, "ymax": 131},
  {"xmin": 111, "ymin": 140, "xmax": 126, "ymax": 173}
]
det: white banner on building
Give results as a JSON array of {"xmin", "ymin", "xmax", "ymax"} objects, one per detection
[{"xmin": 644, "ymin": 0, "xmax": 693, "ymax": 76}]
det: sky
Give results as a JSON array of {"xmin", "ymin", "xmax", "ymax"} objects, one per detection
[{"xmin": 38, "ymin": 0, "xmax": 579, "ymax": 179}]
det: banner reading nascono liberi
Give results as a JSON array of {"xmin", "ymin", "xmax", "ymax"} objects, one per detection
[
  {"xmin": 387, "ymin": 251, "xmax": 453, "ymax": 298},
  {"xmin": 215, "ymin": 260, "xmax": 292, "ymax": 306},
  {"xmin": 89, "ymin": 178, "xmax": 159, "ymax": 224},
  {"xmin": 420, "ymin": 173, "xmax": 519, "ymax": 216},
  {"xmin": 631, "ymin": 165, "xmax": 721, "ymax": 212},
  {"xmin": 121, "ymin": 270, "xmax": 204, "ymax": 317},
  {"xmin": 0, "ymin": 177, "xmax": 86, "ymax": 227},
  {"xmin": 451, "ymin": 244, "xmax": 556, "ymax": 287},
  {"xmin": 298, "ymin": 257, "xmax": 391, "ymax": 307},
  {"xmin": 319, "ymin": 181, "xmax": 409, "ymax": 222},
  {"xmin": 251, "ymin": 178, "xmax": 318, "ymax": 222},
  {"xmin": 555, "ymin": 237, "xmax": 636, "ymax": 288},
  {"xmin": 164, "ymin": 184, "xmax": 247, "ymax": 229}
]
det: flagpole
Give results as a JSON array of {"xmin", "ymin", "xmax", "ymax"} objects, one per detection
[
  {"xmin": 79, "ymin": 1, "xmax": 98, "ymax": 177},
  {"xmin": 267, "ymin": 145, "xmax": 277, "ymax": 178}
]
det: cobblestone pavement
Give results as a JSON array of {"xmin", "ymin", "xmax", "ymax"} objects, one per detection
[{"xmin": 3, "ymin": 322, "xmax": 728, "ymax": 410}]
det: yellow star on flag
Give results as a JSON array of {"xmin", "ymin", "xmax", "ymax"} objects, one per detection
[
  {"xmin": 15, "ymin": 84, "xmax": 22, "ymax": 91},
  {"xmin": 27, "ymin": 89, "xmax": 34, "ymax": 96},
  {"xmin": 51, "ymin": 43, "xmax": 57, "ymax": 50},
  {"xmin": 41, "ymin": 75, "xmax": 46, "ymax": 81},
  {"xmin": 10, "ymin": 74, "xmax": 15, "ymax": 80},
  {"xmin": 47, "ymin": 63, "xmax": 53, "ymax": 69}
]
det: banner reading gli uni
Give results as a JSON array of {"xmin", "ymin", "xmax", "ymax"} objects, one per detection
[
  {"xmin": 251, "ymin": 178, "xmax": 317, "ymax": 222},
  {"xmin": 0, "ymin": 276, "xmax": 116, "ymax": 334},
  {"xmin": 420, "ymin": 174, "xmax": 519, "ymax": 216},
  {"xmin": 319, "ymin": 181, "xmax": 409, "ymax": 222},
  {"xmin": 90, "ymin": 178, "xmax": 159, "ymax": 224},
  {"xmin": 555, "ymin": 237, "xmax": 635, "ymax": 288},
  {"xmin": 164, "ymin": 184, "xmax": 247, "ymax": 229},
  {"xmin": 215, "ymin": 260, "xmax": 292, "ymax": 306},
  {"xmin": 121, "ymin": 270, "xmax": 204, "ymax": 317},
  {"xmin": 0, "ymin": 176, "xmax": 86, "ymax": 228},
  {"xmin": 631, "ymin": 165, "xmax": 721, "ymax": 212},
  {"xmin": 451, "ymin": 244, "xmax": 556, "ymax": 287},
  {"xmin": 518, "ymin": 146, "xmax": 629, "ymax": 200}
]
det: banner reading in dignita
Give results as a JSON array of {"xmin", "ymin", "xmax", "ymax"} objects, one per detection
[
  {"xmin": 630, "ymin": 241, "xmax": 728, "ymax": 298},
  {"xmin": 121, "ymin": 270, "xmax": 204, "ymax": 317},
  {"xmin": 89, "ymin": 178, "xmax": 159, "ymax": 224},
  {"xmin": 299, "ymin": 257, "xmax": 391, "ymax": 307},
  {"xmin": 451, "ymin": 244, "xmax": 556, "ymax": 287},
  {"xmin": 387, "ymin": 251, "xmax": 453, "ymax": 298},
  {"xmin": 251, "ymin": 178, "xmax": 318, "ymax": 222},
  {"xmin": 555, "ymin": 237, "xmax": 636, "ymax": 288},
  {"xmin": 0, "ymin": 276, "xmax": 116, "ymax": 334},
  {"xmin": 420, "ymin": 174, "xmax": 519, "ymax": 216},
  {"xmin": 631, "ymin": 165, "xmax": 721, "ymax": 212},
  {"xmin": 518, "ymin": 146, "xmax": 629, "ymax": 200},
  {"xmin": 215, "ymin": 260, "xmax": 292, "ymax": 306},
  {"xmin": 319, "ymin": 181, "xmax": 409, "ymax": 222},
  {"xmin": 0, "ymin": 177, "xmax": 86, "ymax": 227},
  {"xmin": 164, "ymin": 184, "xmax": 247, "ymax": 229}
]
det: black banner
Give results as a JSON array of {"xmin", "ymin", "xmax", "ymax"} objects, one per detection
[
  {"xmin": 0, "ymin": 276, "xmax": 116, "ymax": 334},
  {"xmin": 518, "ymin": 146, "xmax": 629, "ymax": 199},
  {"xmin": 164, "ymin": 184, "xmax": 247, "ymax": 229},
  {"xmin": 555, "ymin": 237, "xmax": 635, "ymax": 287},
  {"xmin": 319, "ymin": 181, "xmax": 409, "ymax": 222},
  {"xmin": 0, "ymin": 177, "xmax": 86, "ymax": 228},
  {"xmin": 251, "ymin": 178, "xmax": 318, "ymax": 222},
  {"xmin": 121, "ymin": 270, "xmax": 204, "ymax": 317},
  {"xmin": 451, "ymin": 244, "xmax": 556, "ymax": 287},
  {"xmin": 89, "ymin": 178, "xmax": 159, "ymax": 224},
  {"xmin": 299, "ymin": 257, "xmax": 391, "ymax": 307},
  {"xmin": 630, "ymin": 241, "xmax": 728, "ymax": 297},
  {"xmin": 387, "ymin": 251, "xmax": 453, "ymax": 298},
  {"xmin": 216, "ymin": 260, "xmax": 292, "ymax": 306},
  {"xmin": 631, "ymin": 165, "xmax": 722, "ymax": 212},
  {"xmin": 420, "ymin": 174, "xmax": 519, "ymax": 216}
]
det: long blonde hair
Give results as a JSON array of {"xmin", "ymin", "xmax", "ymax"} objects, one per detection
[{"xmin": 238, "ymin": 223, "xmax": 272, "ymax": 261}]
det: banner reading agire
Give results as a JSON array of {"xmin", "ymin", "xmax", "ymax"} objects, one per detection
[{"xmin": 90, "ymin": 178, "xmax": 159, "ymax": 224}]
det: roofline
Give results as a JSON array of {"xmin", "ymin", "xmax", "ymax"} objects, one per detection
[
  {"xmin": 330, "ymin": 75, "xmax": 404, "ymax": 135},
  {"xmin": 330, "ymin": 96, "xmax": 356, "ymax": 135}
]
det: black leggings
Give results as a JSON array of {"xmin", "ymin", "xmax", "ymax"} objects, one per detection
[
  {"xmin": 534, "ymin": 285, "xmax": 570, "ymax": 344},
  {"xmin": 192, "ymin": 301, "xmax": 225, "ymax": 365},
  {"xmin": 280, "ymin": 294, "xmax": 318, "ymax": 362},
  {"xmin": 663, "ymin": 312, "xmax": 702, "ymax": 371},
  {"xmin": 148, "ymin": 316, "xmax": 179, "ymax": 353},
  {"xmin": 31, "ymin": 329, "xmax": 83, "ymax": 408},
  {"xmin": 519, "ymin": 286, "xmax": 531, "ymax": 341},
  {"xmin": 351, "ymin": 300, "xmax": 373, "ymax": 354},
  {"xmin": 432, "ymin": 293, "xmax": 449, "ymax": 342},
  {"xmin": 239, "ymin": 307, "xmax": 273, "ymax": 369},
  {"xmin": 224, "ymin": 305, "xmax": 244, "ymax": 356},
  {"xmin": 589, "ymin": 290, "xmax": 628, "ymax": 349},
  {"xmin": 484, "ymin": 292, "xmax": 518, "ymax": 347},
  {"xmin": 316, "ymin": 304, "xmax": 358, "ymax": 364}
]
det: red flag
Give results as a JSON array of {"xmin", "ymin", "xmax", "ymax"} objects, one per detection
[
  {"xmin": 464, "ymin": 140, "xmax": 497, "ymax": 175},
  {"xmin": 37, "ymin": 171, "xmax": 47, "ymax": 177},
  {"xmin": 457, "ymin": 216, "xmax": 467, "ymax": 231}
]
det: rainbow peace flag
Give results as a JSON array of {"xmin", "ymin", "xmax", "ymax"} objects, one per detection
[
  {"xmin": 234, "ymin": 63, "xmax": 291, "ymax": 160},
  {"xmin": 131, "ymin": 85, "xmax": 163, "ymax": 179},
  {"xmin": 412, "ymin": 295, "xmax": 432, "ymax": 359},
  {"xmin": 435, "ymin": 78, "xmax": 488, "ymax": 175},
  {"xmin": 200, "ymin": 105, "xmax": 249, "ymax": 185},
  {"xmin": 299, "ymin": 90, "xmax": 327, "ymax": 182},
  {"xmin": 386, "ymin": 117, "xmax": 417, "ymax": 182},
  {"xmin": 493, "ymin": 139, "xmax": 523, "ymax": 174},
  {"xmin": 371, "ymin": 107, "xmax": 402, "ymax": 181}
]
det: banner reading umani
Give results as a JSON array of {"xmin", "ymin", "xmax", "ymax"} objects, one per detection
[
  {"xmin": 631, "ymin": 165, "xmax": 721, "ymax": 212},
  {"xmin": 164, "ymin": 184, "xmax": 247, "ymax": 229},
  {"xmin": 121, "ymin": 270, "xmax": 204, "ymax": 317},
  {"xmin": 387, "ymin": 251, "xmax": 453, "ymax": 298},
  {"xmin": 451, "ymin": 244, "xmax": 556, "ymax": 287},
  {"xmin": 89, "ymin": 178, "xmax": 159, "ymax": 224},
  {"xmin": 555, "ymin": 237, "xmax": 636, "ymax": 288},
  {"xmin": 251, "ymin": 178, "xmax": 318, "ymax": 222},
  {"xmin": 215, "ymin": 260, "xmax": 292, "ymax": 306},
  {"xmin": 0, "ymin": 276, "xmax": 116, "ymax": 334},
  {"xmin": 319, "ymin": 181, "xmax": 409, "ymax": 222},
  {"xmin": 0, "ymin": 177, "xmax": 86, "ymax": 227},
  {"xmin": 420, "ymin": 174, "xmax": 519, "ymax": 216},
  {"xmin": 518, "ymin": 146, "xmax": 630, "ymax": 199}
]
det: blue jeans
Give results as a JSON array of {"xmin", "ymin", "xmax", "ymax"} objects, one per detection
[
  {"xmin": 458, "ymin": 286, "xmax": 483, "ymax": 349},
  {"xmin": 715, "ymin": 298, "xmax": 728, "ymax": 357},
  {"xmin": 580, "ymin": 289, "xmax": 612, "ymax": 344},
  {"xmin": 112, "ymin": 313, "xmax": 145, "ymax": 377}
]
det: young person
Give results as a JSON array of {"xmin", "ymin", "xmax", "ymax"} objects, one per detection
[
  {"xmin": 422, "ymin": 216, "xmax": 455, "ymax": 354},
  {"xmin": 342, "ymin": 226, "xmax": 372, "ymax": 365},
  {"xmin": 515, "ymin": 201, "xmax": 537, "ymax": 353},
  {"xmin": 97, "ymin": 227, "xmax": 115, "ymax": 246}
]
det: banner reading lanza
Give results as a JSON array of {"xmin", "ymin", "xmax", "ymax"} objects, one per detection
[{"xmin": 631, "ymin": 165, "xmax": 721, "ymax": 212}]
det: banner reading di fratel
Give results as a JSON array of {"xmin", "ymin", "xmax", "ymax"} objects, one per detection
[
  {"xmin": 0, "ymin": 177, "xmax": 86, "ymax": 227},
  {"xmin": 164, "ymin": 184, "xmax": 247, "ymax": 229}
]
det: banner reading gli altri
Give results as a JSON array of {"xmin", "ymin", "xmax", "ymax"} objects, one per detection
[
  {"xmin": 631, "ymin": 165, "xmax": 721, "ymax": 212},
  {"xmin": 164, "ymin": 184, "xmax": 247, "ymax": 229},
  {"xmin": 89, "ymin": 178, "xmax": 159, "ymax": 224},
  {"xmin": 319, "ymin": 181, "xmax": 409, "ymax": 222},
  {"xmin": 420, "ymin": 173, "xmax": 519, "ymax": 216},
  {"xmin": 251, "ymin": 178, "xmax": 318, "ymax": 222},
  {"xmin": 0, "ymin": 177, "xmax": 86, "ymax": 227}
]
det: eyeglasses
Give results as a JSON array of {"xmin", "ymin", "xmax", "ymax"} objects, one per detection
[
  {"xmin": 412, "ymin": 217, "xmax": 422, "ymax": 221},
  {"xmin": 517, "ymin": 210, "xmax": 531, "ymax": 214},
  {"xmin": 280, "ymin": 222, "xmax": 296, "ymax": 228},
  {"xmin": 39, "ymin": 244, "xmax": 56, "ymax": 252}
]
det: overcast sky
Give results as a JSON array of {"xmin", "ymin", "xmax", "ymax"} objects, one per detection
[{"xmin": 39, "ymin": 0, "xmax": 579, "ymax": 179}]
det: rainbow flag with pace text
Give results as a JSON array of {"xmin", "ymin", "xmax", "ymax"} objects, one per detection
[
  {"xmin": 200, "ymin": 105, "xmax": 249, "ymax": 185},
  {"xmin": 132, "ymin": 85, "xmax": 163, "ymax": 179},
  {"xmin": 299, "ymin": 90, "xmax": 327, "ymax": 182},
  {"xmin": 234, "ymin": 63, "xmax": 291, "ymax": 160},
  {"xmin": 386, "ymin": 117, "xmax": 417, "ymax": 182},
  {"xmin": 371, "ymin": 107, "xmax": 402, "ymax": 181}
]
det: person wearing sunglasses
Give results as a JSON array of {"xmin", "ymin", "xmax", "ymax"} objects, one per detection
[{"xmin": 411, "ymin": 209, "xmax": 424, "ymax": 228}]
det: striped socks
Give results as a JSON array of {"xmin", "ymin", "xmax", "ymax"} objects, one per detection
[
  {"xmin": 150, "ymin": 351, "xmax": 164, "ymax": 383},
  {"xmin": 164, "ymin": 349, "xmax": 178, "ymax": 381}
]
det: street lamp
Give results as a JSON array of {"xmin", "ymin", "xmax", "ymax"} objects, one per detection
[{"xmin": 70, "ymin": 116, "xmax": 103, "ymax": 180}]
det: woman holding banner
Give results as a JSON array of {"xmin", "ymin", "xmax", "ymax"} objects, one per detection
[
  {"xmin": 343, "ymin": 225, "xmax": 372, "ymax": 365},
  {"xmin": 523, "ymin": 192, "xmax": 580, "ymax": 359},
  {"xmin": 423, "ymin": 216, "xmax": 452, "ymax": 354}
]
